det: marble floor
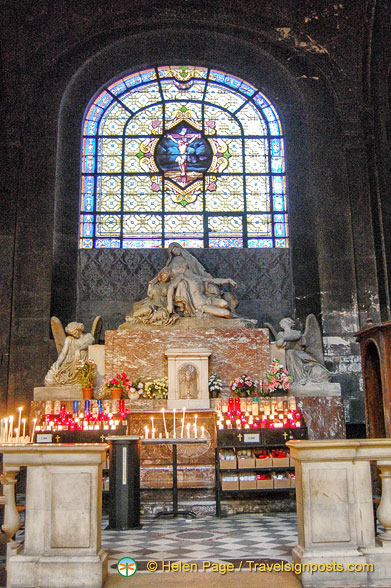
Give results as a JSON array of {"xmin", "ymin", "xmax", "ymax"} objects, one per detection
[{"xmin": 102, "ymin": 512, "xmax": 298, "ymax": 574}]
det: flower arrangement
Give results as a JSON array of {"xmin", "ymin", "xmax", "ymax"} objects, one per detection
[
  {"xmin": 75, "ymin": 358, "xmax": 96, "ymax": 388},
  {"xmin": 208, "ymin": 374, "xmax": 223, "ymax": 398},
  {"xmin": 128, "ymin": 380, "xmax": 145, "ymax": 400},
  {"xmin": 103, "ymin": 372, "xmax": 131, "ymax": 398},
  {"xmin": 266, "ymin": 359, "xmax": 291, "ymax": 395},
  {"xmin": 230, "ymin": 374, "xmax": 257, "ymax": 397},
  {"xmin": 140, "ymin": 377, "xmax": 168, "ymax": 400}
]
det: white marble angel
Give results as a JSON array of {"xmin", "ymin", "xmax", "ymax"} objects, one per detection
[
  {"xmin": 268, "ymin": 315, "xmax": 332, "ymax": 384},
  {"xmin": 44, "ymin": 317, "xmax": 102, "ymax": 386}
]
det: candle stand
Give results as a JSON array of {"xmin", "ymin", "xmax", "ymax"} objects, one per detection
[{"xmin": 143, "ymin": 438, "xmax": 207, "ymax": 518}]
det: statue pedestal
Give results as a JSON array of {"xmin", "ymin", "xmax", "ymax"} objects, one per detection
[
  {"xmin": 33, "ymin": 385, "xmax": 82, "ymax": 401},
  {"xmin": 290, "ymin": 382, "xmax": 341, "ymax": 397}
]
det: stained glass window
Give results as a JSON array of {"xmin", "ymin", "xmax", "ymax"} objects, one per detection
[{"xmin": 80, "ymin": 66, "xmax": 288, "ymax": 248}]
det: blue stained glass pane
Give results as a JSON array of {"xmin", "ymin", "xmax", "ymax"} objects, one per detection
[
  {"xmin": 271, "ymin": 139, "xmax": 282, "ymax": 156},
  {"xmin": 248, "ymin": 239, "xmax": 273, "ymax": 248},
  {"xmin": 81, "ymin": 238, "xmax": 93, "ymax": 248},
  {"xmin": 107, "ymin": 79, "xmax": 127, "ymax": 96},
  {"xmin": 81, "ymin": 214, "xmax": 94, "ymax": 237},
  {"xmin": 272, "ymin": 176, "xmax": 284, "ymax": 194},
  {"xmin": 273, "ymin": 195, "xmax": 285, "ymax": 211},
  {"xmin": 140, "ymin": 69, "xmax": 156, "ymax": 83},
  {"xmin": 274, "ymin": 214, "xmax": 285, "ymax": 224},
  {"xmin": 276, "ymin": 238, "xmax": 288, "ymax": 248},
  {"xmin": 239, "ymin": 82, "xmax": 256, "ymax": 97},
  {"xmin": 94, "ymin": 238, "xmax": 121, "ymax": 248},
  {"xmin": 270, "ymin": 121, "xmax": 282, "ymax": 135},
  {"xmin": 253, "ymin": 93, "xmax": 270, "ymax": 110},
  {"xmin": 209, "ymin": 70, "xmax": 225, "ymax": 82},
  {"xmin": 275, "ymin": 223, "xmax": 287, "ymax": 237},
  {"xmin": 164, "ymin": 238, "xmax": 204, "ymax": 248},
  {"xmin": 123, "ymin": 239, "xmax": 162, "ymax": 248},
  {"xmin": 94, "ymin": 91, "xmax": 114, "ymax": 110},
  {"xmin": 84, "ymin": 138, "xmax": 96, "ymax": 156},
  {"xmin": 123, "ymin": 73, "xmax": 142, "ymax": 88},
  {"xmin": 83, "ymin": 156, "xmax": 95, "ymax": 173},
  {"xmin": 223, "ymin": 74, "xmax": 241, "ymax": 90},
  {"xmin": 271, "ymin": 157, "xmax": 284, "ymax": 173},
  {"xmin": 81, "ymin": 195, "xmax": 94, "ymax": 212},
  {"xmin": 84, "ymin": 119, "xmax": 98, "ymax": 135},
  {"xmin": 81, "ymin": 175, "xmax": 94, "ymax": 195},
  {"xmin": 209, "ymin": 237, "xmax": 243, "ymax": 248}
]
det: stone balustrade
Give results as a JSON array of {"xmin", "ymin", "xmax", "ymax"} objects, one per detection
[
  {"xmin": 287, "ymin": 438, "xmax": 391, "ymax": 587},
  {"xmin": 0, "ymin": 443, "xmax": 108, "ymax": 588}
]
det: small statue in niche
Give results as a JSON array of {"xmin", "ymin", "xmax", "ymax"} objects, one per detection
[
  {"xmin": 44, "ymin": 317, "xmax": 101, "ymax": 386},
  {"xmin": 267, "ymin": 315, "xmax": 332, "ymax": 385},
  {"xmin": 179, "ymin": 364, "xmax": 199, "ymax": 399}
]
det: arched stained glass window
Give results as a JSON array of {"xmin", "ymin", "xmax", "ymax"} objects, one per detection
[{"xmin": 80, "ymin": 65, "xmax": 288, "ymax": 249}]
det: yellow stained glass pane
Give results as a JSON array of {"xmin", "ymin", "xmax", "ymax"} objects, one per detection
[
  {"xmin": 95, "ymin": 214, "xmax": 121, "ymax": 236},
  {"xmin": 123, "ymin": 176, "xmax": 162, "ymax": 212},
  {"xmin": 158, "ymin": 65, "xmax": 208, "ymax": 80},
  {"xmin": 208, "ymin": 216, "xmax": 242, "ymax": 237},
  {"xmin": 98, "ymin": 138, "xmax": 122, "ymax": 156},
  {"xmin": 121, "ymin": 83, "xmax": 161, "ymax": 112},
  {"xmin": 244, "ymin": 139, "xmax": 268, "ymax": 173},
  {"xmin": 97, "ymin": 156, "xmax": 122, "ymax": 173},
  {"xmin": 164, "ymin": 214, "xmax": 203, "ymax": 236},
  {"xmin": 123, "ymin": 214, "xmax": 162, "ymax": 237},
  {"xmin": 203, "ymin": 105, "xmax": 241, "ymax": 136},
  {"xmin": 237, "ymin": 102, "xmax": 267, "ymax": 135},
  {"xmin": 160, "ymin": 79, "xmax": 206, "ymax": 102},
  {"xmin": 123, "ymin": 138, "xmax": 147, "ymax": 173},
  {"xmin": 97, "ymin": 192, "xmax": 121, "ymax": 212},
  {"xmin": 246, "ymin": 213, "xmax": 272, "ymax": 237},
  {"xmin": 204, "ymin": 82, "xmax": 246, "ymax": 113},
  {"xmin": 164, "ymin": 189, "xmax": 203, "ymax": 212},
  {"xmin": 97, "ymin": 176, "xmax": 121, "ymax": 193},
  {"xmin": 205, "ymin": 176, "xmax": 244, "ymax": 212},
  {"xmin": 165, "ymin": 102, "xmax": 202, "ymax": 125},
  {"xmin": 99, "ymin": 102, "xmax": 130, "ymax": 135},
  {"xmin": 223, "ymin": 139, "xmax": 243, "ymax": 173},
  {"xmin": 126, "ymin": 104, "xmax": 163, "ymax": 136},
  {"xmin": 246, "ymin": 176, "xmax": 270, "ymax": 211}
]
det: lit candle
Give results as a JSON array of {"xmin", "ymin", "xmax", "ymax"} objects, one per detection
[
  {"xmin": 173, "ymin": 408, "xmax": 176, "ymax": 438},
  {"xmin": 8, "ymin": 416, "xmax": 13, "ymax": 441},
  {"xmin": 144, "ymin": 426, "xmax": 149, "ymax": 439},
  {"xmin": 152, "ymin": 428, "xmax": 156, "ymax": 439},
  {"xmin": 186, "ymin": 422, "xmax": 190, "ymax": 439},
  {"xmin": 194, "ymin": 414, "xmax": 198, "ymax": 438},
  {"xmin": 150, "ymin": 416, "xmax": 154, "ymax": 437},
  {"xmin": 181, "ymin": 407, "xmax": 186, "ymax": 438},
  {"xmin": 22, "ymin": 418, "xmax": 26, "ymax": 439},
  {"xmin": 17, "ymin": 407, "xmax": 22, "ymax": 440},
  {"xmin": 201, "ymin": 425, "xmax": 205, "ymax": 438},
  {"xmin": 161, "ymin": 408, "xmax": 168, "ymax": 438}
]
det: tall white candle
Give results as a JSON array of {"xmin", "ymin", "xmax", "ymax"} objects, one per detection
[
  {"xmin": 22, "ymin": 418, "xmax": 26, "ymax": 440},
  {"xmin": 144, "ymin": 426, "xmax": 149, "ymax": 439},
  {"xmin": 161, "ymin": 408, "xmax": 168, "ymax": 438},
  {"xmin": 201, "ymin": 425, "xmax": 205, "ymax": 438},
  {"xmin": 31, "ymin": 418, "xmax": 37, "ymax": 442},
  {"xmin": 8, "ymin": 416, "xmax": 13, "ymax": 440},
  {"xmin": 181, "ymin": 407, "xmax": 186, "ymax": 438},
  {"xmin": 186, "ymin": 422, "xmax": 190, "ymax": 439},
  {"xmin": 194, "ymin": 414, "xmax": 198, "ymax": 438},
  {"xmin": 150, "ymin": 417, "xmax": 154, "ymax": 438},
  {"xmin": 17, "ymin": 407, "xmax": 22, "ymax": 440}
]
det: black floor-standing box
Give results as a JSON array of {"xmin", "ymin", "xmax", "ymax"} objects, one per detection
[{"xmin": 107, "ymin": 436, "xmax": 141, "ymax": 529}]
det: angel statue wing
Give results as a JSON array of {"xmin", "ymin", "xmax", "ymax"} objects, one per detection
[
  {"xmin": 303, "ymin": 314, "xmax": 325, "ymax": 365},
  {"xmin": 91, "ymin": 316, "xmax": 102, "ymax": 343},
  {"xmin": 50, "ymin": 316, "xmax": 66, "ymax": 356},
  {"xmin": 264, "ymin": 322, "xmax": 278, "ymax": 341}
]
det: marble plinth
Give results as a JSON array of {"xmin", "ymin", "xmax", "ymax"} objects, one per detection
[
  {"xmin": 33, "ymin": 385, "xmax": 82, "ymax": 401},
  {"xmin": 291, "ymin": 382, "xmax": 341, "ymax": 397},
  {"xmin": 1, "ymin": 444, "xmax": 108, "ymax": 588},
  {"xmin": 105, "ymin": 327, "xmax": 269, "ymax": 389},
  {"xmin": 296, "ymin": 396, "xmax": 346, "ymax": 439}
]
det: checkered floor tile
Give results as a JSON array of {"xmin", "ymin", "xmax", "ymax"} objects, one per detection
[{"xmin": 103, "ymin": 513, "xmax": 298, "ymax": 573}]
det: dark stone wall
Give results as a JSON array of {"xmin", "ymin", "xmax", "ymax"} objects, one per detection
[{"xmin": 1, "ymin": 0, "xmax": 389, "ymax": 425}]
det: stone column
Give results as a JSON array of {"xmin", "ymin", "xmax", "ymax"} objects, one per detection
[{"xmin": 0, "ymin": 443, "xmax": 108, "ymax": 588}]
